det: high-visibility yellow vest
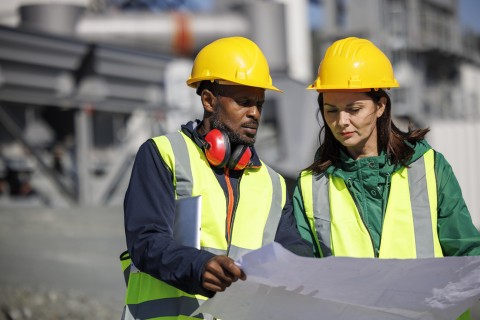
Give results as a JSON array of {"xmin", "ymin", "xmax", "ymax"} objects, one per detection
[
  {"xmin": 122, "ymin": 131, "xmax": 286, "ymax": 320},
  {"xmin": 299, "ymin": 149, "xmax": 471, "ymax": 320},
  {"xmin": 299, "ymin": 149, "xmax": 443, "ymax": 258}
]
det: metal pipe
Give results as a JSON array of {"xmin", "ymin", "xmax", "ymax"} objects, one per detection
[
  {"xmin": 274, "ymin": 0, "xmax": 313, "ymax": 82},
  {"xmin": 76, "ymin": 12, "xmax": 250, "ymax": 56}
]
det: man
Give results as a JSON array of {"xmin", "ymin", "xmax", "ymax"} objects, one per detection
[{"xmin": 121, "ymin": 37, "xmax": 313, "ymax": 320}]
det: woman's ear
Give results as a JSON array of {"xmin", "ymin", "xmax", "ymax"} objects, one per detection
[
  {"xmin": 377, "ymin": 96, "xmax": 387, "ymax": 118},
  {"xmin": 201, "ymin": 89, "xmax": 216, "ymax": 113}
]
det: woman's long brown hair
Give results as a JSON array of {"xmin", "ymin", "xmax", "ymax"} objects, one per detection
[{"xmin": 306, "ymin": 89, "xmax": 430, "ymax": 174}]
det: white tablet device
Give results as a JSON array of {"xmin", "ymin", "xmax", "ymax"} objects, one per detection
[{"xmin": 173, "ymin": 195, "xmax": 202, "ymax": 249}]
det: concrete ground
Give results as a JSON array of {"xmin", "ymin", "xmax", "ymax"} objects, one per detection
[{"xmin": 0, "ymin": 203, "xmax": 126, "ymax": 319}]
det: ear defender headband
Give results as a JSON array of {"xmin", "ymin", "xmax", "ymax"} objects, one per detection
[{"xmin": 201, "ymin": 129, "xmax": 252, "ymax": 170}]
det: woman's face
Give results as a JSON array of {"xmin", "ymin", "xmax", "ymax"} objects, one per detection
[{"xmin": 323, "ymin": 91, "xmax": 386, "ymax": 159}]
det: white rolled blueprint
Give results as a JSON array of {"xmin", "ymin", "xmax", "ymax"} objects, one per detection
[{"xmin": 194, "ymin": 242, "xmax": 480, "ymax": 320}]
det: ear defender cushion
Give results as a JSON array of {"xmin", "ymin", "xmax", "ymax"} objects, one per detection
[
  {"xmin": 227, "ymin": 145, "xmax": 252, "ymax": 170},
  {"xmin": 204, "ymin": 129, "xmax": 231, "ymax": 167}
]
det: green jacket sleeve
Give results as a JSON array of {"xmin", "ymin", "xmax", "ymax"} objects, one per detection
[
  {"xmin": 435, "ymin": 151, "xmax": 480, "ymax": 256},
  {"xmin": 292, "ymin": 180, "xmax": 321, "ymax": 257}
]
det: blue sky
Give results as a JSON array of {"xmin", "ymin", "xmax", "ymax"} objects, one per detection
[
  {"xmin": 458, "ymin": 0, "xmax": 480, "ymax": 32},
  {"xmin": 113, "ymin": 0, "xmax": 480, "ymax": 34}
]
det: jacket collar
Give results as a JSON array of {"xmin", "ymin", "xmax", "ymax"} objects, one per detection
[{"xmin": 326, "ymin": 140, "xmax": 432, "ymax": 178}]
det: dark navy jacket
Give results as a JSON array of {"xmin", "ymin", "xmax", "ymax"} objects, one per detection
[{"xmin": 124, "ymin": 121, "xmax": 313, "ymax": 297}]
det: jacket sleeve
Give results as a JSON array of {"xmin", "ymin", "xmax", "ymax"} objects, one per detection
[
  {"xmin": 274, "ymin": 187, "xmax": 315, "ymax": 258},
  {"xmin": 124, "ymin": 139, "xmax": 216, "ymax": 297},
  {"xmin": 435, "ymin": 151, "xmax": 480, "ymax": 256}
]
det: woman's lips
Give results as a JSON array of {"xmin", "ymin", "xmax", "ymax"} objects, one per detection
[{"xmin": 340, "ymin": 131, "xmax": 354, "ymax": 137}]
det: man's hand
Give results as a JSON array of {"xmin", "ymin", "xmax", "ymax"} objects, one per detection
[{"xmin": 202, "ymin": 255, "xmax": 246, "ymax": 292}]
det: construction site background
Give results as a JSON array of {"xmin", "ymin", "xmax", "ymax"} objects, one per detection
[{"xmin": 1, "ymin": 0, "xmax": 480, "ymax": 319}]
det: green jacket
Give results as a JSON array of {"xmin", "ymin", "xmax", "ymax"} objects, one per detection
[{"xmin": 293, "ymin": 140, "xmax": 480, "ymax": 257}]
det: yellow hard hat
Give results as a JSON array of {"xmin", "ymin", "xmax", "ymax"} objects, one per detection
[
  {"xmin": 308, "ymin": 37, "xmax": 399, "ymax": 92},
  {"xmin": 186, "ymin": 37, "xmax": 282, "ymax": 92}
]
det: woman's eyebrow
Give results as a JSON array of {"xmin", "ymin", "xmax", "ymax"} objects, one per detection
[{"xmin": 323, "ymin": 103, "xmax": 337, "ymax": 108}]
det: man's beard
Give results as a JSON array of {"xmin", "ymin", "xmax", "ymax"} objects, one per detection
[{"xmin": 211, "ymin": 113, "xmax": 256, "ymax": 146}]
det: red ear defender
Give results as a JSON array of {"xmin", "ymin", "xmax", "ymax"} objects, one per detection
[
  {"xmin": 204, "ymin": 129, "xmax": 230, "ymax": 167},
  {"xmin": 228, "ymin": 145, "xmax": 252, "ymax": 170},
  {"xmin": 203, "ymin": 129, "xmax": 252, "ymax": 170}
]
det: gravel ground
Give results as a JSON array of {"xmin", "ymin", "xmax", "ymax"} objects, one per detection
[
  {"xmin": 0, "ymin": 285, "xmax": 119, "ymax": 320},
  {"xmin": 0, "ymin": 204, "xmax": 126, "ymax": 320}
]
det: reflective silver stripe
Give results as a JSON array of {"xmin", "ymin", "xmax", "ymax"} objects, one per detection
[
  {"xmin": 128, "ymin": 297, "xmax": 207, "ymax": 319},
  {"xmin": 201, "ymin": 247, "xmax": 227, "ymax": 256},
  {"xmin": 167, "ymin": 132, "xmax": 193, "ymax": 198},
  {"xmin": 312, "ymin": 173, "xmax": 332, "ymax": 257},
  {"xmin": 262, "ymin": 165, "xmax": 283, "ymax": 246},
  {"xmin": 407, "ymin": 155, "xmax": 435, "ymax": 258},
  {"xmin": 228, "ymin": 245, "xmax": 253, "ymax": 260},
  {"xmin": 121, "ymin": 305, "xmax": 133, "ymax": 320}
]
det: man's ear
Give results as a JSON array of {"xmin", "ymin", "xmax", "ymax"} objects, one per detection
[{"xmin": 200, "ymin": 89, "xmax": 216, "ymax": 113}]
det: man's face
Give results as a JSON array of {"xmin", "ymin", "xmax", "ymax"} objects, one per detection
[{"xmin": 210, "ymin": 85, "xmax": 265, "ymax": 146}]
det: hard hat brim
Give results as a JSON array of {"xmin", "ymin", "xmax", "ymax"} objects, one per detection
[{"xmin": 187, "ymin": 77, "xmax": 283, "ymax": 93}]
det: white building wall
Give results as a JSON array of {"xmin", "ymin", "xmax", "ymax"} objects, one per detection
[
  {"xmin": 429, "ymin": 121, "xmax": 480, "ymax": 230},
  {"xmin": 460, "ymin": 63, "xmax": 480, "ymax": 117}
]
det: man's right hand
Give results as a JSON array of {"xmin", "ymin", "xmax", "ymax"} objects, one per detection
[{"xmin": 201, "ymin": 255, "xmax": 246, "ymax": 292}]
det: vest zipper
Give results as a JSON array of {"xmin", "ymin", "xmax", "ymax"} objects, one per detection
[
  {"xmin": 346, "ymin": 178, "xmax": 379, "ymax": 257},
  {"xmin": 224, "ymin": 168, "xmax": 235, "ymax": 246}
]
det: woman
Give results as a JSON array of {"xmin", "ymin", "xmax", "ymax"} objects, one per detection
[{"xmin": 293, "ymin": 37, "xmax": 480, "ymax": 319}]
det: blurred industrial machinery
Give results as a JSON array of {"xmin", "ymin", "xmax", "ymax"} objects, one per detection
[{"xmin": 0, "ymin": 0, "xmax": 479, "ymax": 231}]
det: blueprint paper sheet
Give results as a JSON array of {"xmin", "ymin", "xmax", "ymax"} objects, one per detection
[{"xmin": 194, "ymin": 242, "xmax": 480, "ymax": 320}]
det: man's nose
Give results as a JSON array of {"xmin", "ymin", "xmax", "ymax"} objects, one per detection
[{"xmin": 246, "ymin": 105, "xmax": 260, "ymax": 119}]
